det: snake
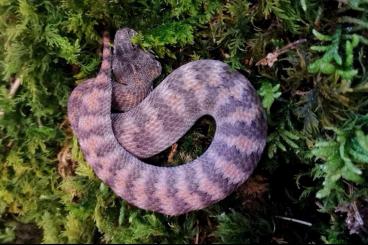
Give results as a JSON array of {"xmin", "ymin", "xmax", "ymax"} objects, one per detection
[{"xmin": 67, "ymin": 28, "xmax": 267, "ymax": 216}]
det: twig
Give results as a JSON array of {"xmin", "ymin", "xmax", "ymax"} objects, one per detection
[
  {"xmin": 9, "ymin": 78, "xmax": 21, "ymax": 97},
  {"xmin": 194, "ymin": 220, "xmax": 199, "ymax": 244},
  {"xmin": 167, "ymin": 143, "xmax": 178, "ymax": 163},
  {"xmin": 294, "ymin": 90, "xmax": 309, "ymax": 96},
  {"xmin": 275, "ymin": 216, "xmax": 312, "ymax": 227},
  {"xmin": 0, "ymin": 77, "xmax": 22, "ymax": 116},
  {"xmin": 352, "ymin": 202, "xmax": 364, "ymax": 229},
  {"xmin": 256, "ymin": 39, "xmax": 307, "ymax": 67}
]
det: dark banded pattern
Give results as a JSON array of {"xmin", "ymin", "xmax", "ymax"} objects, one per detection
[{"xmin": 67, "ymin": 28, "xmax": 267, "ymax": 216}]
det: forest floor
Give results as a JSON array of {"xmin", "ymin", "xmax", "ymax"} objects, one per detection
[{"xmin": 0, "ymin": 0, "xmax": 367, "ymax": 244}]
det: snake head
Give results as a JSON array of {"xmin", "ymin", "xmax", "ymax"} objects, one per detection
[{"xmin": 112, "ymin": 28, "xmax": 162, "ymax": 85}]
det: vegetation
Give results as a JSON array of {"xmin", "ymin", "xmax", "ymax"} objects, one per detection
[{"xmin": 0, "ymin": 0, "xmax": 367, "ymax": 243}]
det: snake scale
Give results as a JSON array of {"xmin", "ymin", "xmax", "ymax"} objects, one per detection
[{"xmin": 67, "ymin": 28, "xmax": 267, "ymax": 216}]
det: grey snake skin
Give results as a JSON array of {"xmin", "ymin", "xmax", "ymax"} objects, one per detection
[{"xmin": 67, "ymin": 28, "xmax": 267, "ymax": 216}]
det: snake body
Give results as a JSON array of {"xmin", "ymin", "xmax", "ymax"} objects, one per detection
[{"xmin": 67, "ymin": 28, "xmax": 267, "ymax": 216}]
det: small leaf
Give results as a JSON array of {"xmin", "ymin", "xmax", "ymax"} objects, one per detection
[
  {"xmin": 316, "ymin": 188, "xmax": 330, "ymax": 199},
  {"xmin": 351, "ymin": 34, "xmax": 360, "ymax": 47},
  {"xmin": 312, "ymin": 29, "xmax": 332, "ymax": 41},
  {"xmin": 336, "ymin": 69, "xmax": 358, "ymax": 80},
  {"xmin": 333, "ymin": 52, "xmax": 342, "ymax": 66},
  {"xmin": 300, "ymin": 0, "xmax": 307, "ymax": 11},
  {"xmin": 355, "ymin": 130, "xmax": 368, "ymax": 150},
  {"xmin": 308, "ymin": 60, "xmax": 321, "ymax": 73},
  {"xmin": 258, "ymin": 81, "xmax": 281, "ymax": 113},
  {"xmin": 319, "ymin": 62, "xmax": 335, "ymax": 74},
  {"xmin": 118, "ymin": 203, "xmax": 126, "ymax": 226},
  {"xmin": 341, "ymin": 166, "xmax": 363, "ymax": 183},
  {"xmin": 310, "ymin": 45, "xmax": 330, "ymax": 52}
]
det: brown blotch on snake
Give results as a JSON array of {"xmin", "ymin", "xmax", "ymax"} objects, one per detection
[{"xmin": 67, "ymin": 28, "xmax": 267, "ymax": 216}]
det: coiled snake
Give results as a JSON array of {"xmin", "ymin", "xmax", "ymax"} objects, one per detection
[{"xmin": 67, "ymin": 28, "xmax": 267, "ymax": 216}]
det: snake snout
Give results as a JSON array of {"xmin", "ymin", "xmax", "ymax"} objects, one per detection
[{"xmin": 153, "ymin": 59, "xmax": 162, "ymax": 77}]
